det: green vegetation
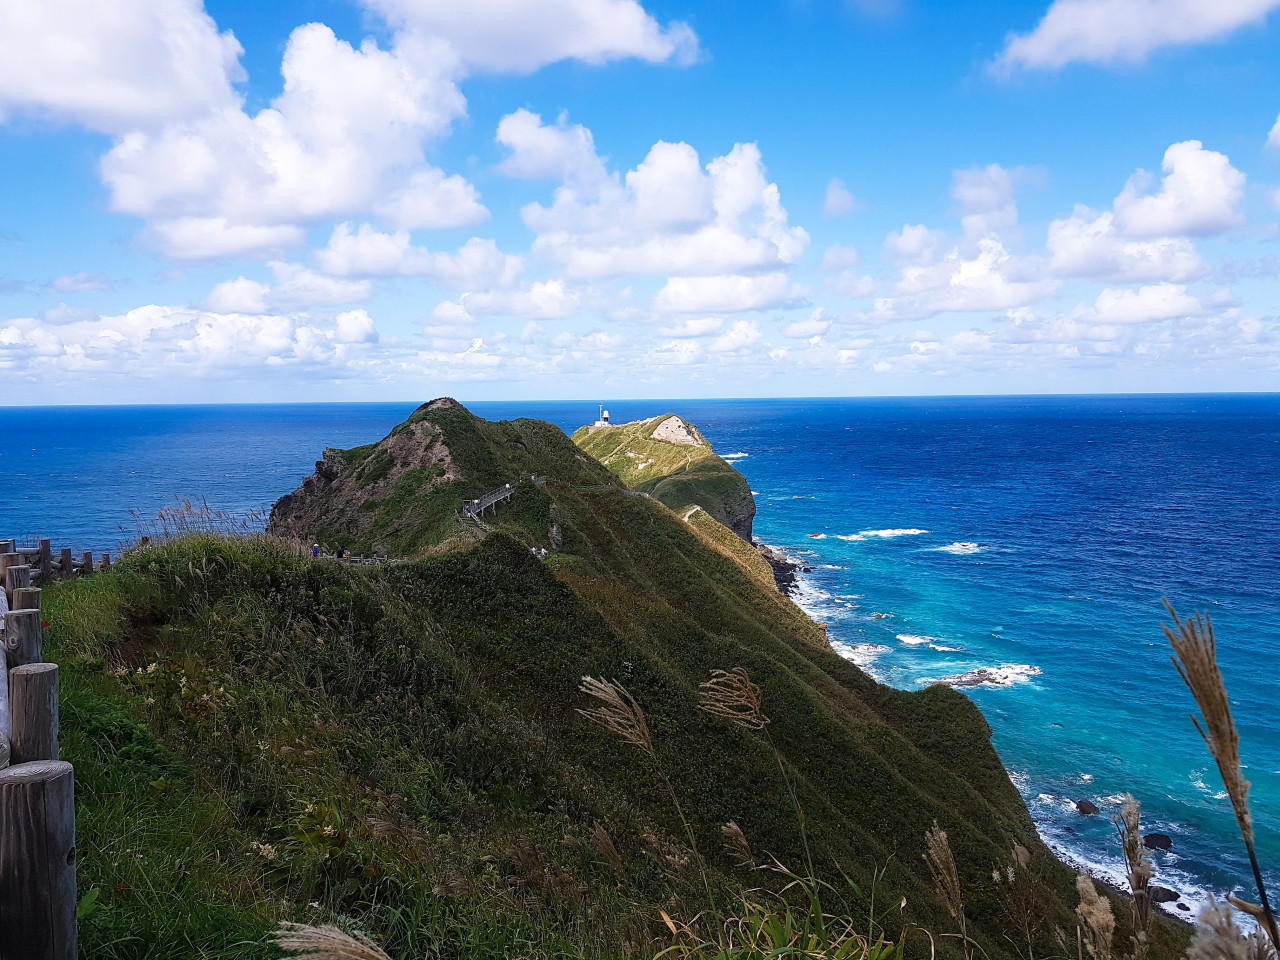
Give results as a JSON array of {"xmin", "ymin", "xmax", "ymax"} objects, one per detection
[
  {"xmin": 571, "ymin": 416, "xmax": 756, "ymax": 540},
  {"xmin": 50, "ymin": 402, "xmax": 1201, "ymax": 958}
]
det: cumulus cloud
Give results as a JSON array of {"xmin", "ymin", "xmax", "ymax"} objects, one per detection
[
  {"xmin": 1112, "ymin": 140, "xmax": 1245, "ymax": 237},
  {"xmin": 657, "ymin": 317, "xmax": 724, "ymax": 337},
  {"xmin": 509, "ymin": 118, "xmax": 808, "ymax": 284},
  {"xmin": 0, "ymin": 0, "xmax": 244, "ymax": 133},
  {"xmin": 654, "ymin": 273, "xmax": 801, "ymax": 314},
  {"xmin": 205, "ymin": 262, "xmax": 371, "ymax": 313},
  {"xmin": 496, "ymin": 109, "xmax": 608, "ymax": 185},
  {"xmin": 99, "ymin": 23, "xmax": 480, "ymax": 259},
  {"xmin": 0, "ymin": 303, "xmax": 382, "ymax": 377},
  {"xmin": 441, "ymin": 279, "xmax": 583, "ymax": 320},
  {"xmin": 1092, "ymin": 282, "xmax": 1201, "ymax": 323},
  {"xmin": 993, "ymin": 0, "xmax": 1280, "ymax": 73},
  {"xmin": 1047, "ymin": 207, "xmax": 1206, "ymax": 282},
  {"xmin": 873, "ymin": 237, "xmax": 1058, "ymax": 321},
  {"xmin": 362, "ymin": 0, "xmax": 698, "ymax": 73},
  {"xmin": 318, "ymin": 223, "xmax": 523, "ymax": 288},
  {"xmin": 1269, "ymin": 112, "xmax": 1280, "ymax": 149},
  {"xmin": 823, "ymin": 178, "xmax": 860, "ymax": 216},
  {"xmin": 709, "ymin": 319, "xmax": 762, "ymax": 352}
]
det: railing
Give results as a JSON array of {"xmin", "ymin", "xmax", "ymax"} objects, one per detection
[{"xmin": 0, "ymin": 537, "xmax": 77, "ymax": 959}]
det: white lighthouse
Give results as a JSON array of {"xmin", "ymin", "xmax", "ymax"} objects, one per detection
[{"xmin": 594, "ymin": 404, "xmax": 611, "ymax": 428}]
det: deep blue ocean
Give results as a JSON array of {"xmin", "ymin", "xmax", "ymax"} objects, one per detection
[{"xmin": 2, "ymin": 395, "xmax": 1277, "ymax": 913}]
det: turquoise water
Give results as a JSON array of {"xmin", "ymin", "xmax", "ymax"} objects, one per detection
[{"xmin": 1, "ymin": 395, "xmax": 1276, "ymax": 912}]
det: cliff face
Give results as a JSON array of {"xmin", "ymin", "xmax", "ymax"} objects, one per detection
[{"xmin": 570, "ymin": 414, "xmax": 756, "ymax": 540}]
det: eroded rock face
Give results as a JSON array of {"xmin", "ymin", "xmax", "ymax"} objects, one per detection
[
  {"xmin": 268, "ymin": 417, "xmax": 458, "ymax": 543},
  {"xmin": 651, "ymin": 415, "xmax": 704, "ymax": 446}
]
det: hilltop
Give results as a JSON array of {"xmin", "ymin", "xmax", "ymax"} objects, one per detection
[
  {"xmin": 48, "ymin": 400, "xmax": 1188, "ymax": 959},
  {"xmin": 571, "ymin": 414, "xmax": 756, "ymax": 540}
]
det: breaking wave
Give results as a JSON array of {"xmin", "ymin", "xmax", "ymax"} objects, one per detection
[
  {"xmin": 860, "ymin": 528, "xmax": 929, "ymax": 538},
  {"xmin": 928, "ymin": 664, "xmax": 1042, "ymax": 688}
]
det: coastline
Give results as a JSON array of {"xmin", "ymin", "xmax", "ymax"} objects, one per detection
[{"xmin": 760, "ymin": 535, "xmax": 1201, "ymax": 927}]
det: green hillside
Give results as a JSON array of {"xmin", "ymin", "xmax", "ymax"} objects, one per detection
[
  {"xmin": 49, "ymin": 401, "xmax": 1189, "ymax": 959},
  {"xmin": 571, "ymin": 415, "xmax": 756, "ymax": 540}
]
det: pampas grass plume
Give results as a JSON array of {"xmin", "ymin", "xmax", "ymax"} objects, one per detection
[{"xmin": 271, "ymin": 922, "xmax": 393, "ymax": 960}]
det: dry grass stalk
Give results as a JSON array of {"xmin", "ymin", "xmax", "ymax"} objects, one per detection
[
  {"xmin": 1189, "ymin": 898, "xmax": 1277, "ymax": 960},
  {"xmin": 576, "ymin": 676, "xmax": 653, "ymax": 755},
  {"xmin": 697, "ymin": 667, "xmax": 770, "ymax": 729},
  {"xmin": 924, "ymin": 822, "xmax": 970, "ymax": 960},
  {"xmin": 270, "ymin": 922, "xmax": 393, "ymax": 960},
  {"xmin": 1114, "ymin": 795, "xmax": 1152, "ymax": 960},
  {"xmin": 721, "ymin": 820, "xmax": 755, "ymax": 871},
  {"xmin": 1075, "ymin": 874, "xmax": 1115, "ymax": 960},
  {"xmin": 591, "ymin": 821, "xmax": 623, "ymax": 873},
  {"xmin": 1165, "ymin": 602, "xmax": 1280, "ymax": 949}
]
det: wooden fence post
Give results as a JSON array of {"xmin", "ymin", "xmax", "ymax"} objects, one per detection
[
  {"xmin": 10, "ymin": 664, "xmax": 57, "ymax": 764},
  {"xmin": 80, "ymin": 552, "xmax": 92, "ymax": 577},
  {"xmin": 100, "ymin": 553, "xmax": 111, "ymax": 572},
  {"xmin": 57, "ymin": 549, "xmax": 72, "ymax": 581},
  {"xmin": 38, "ymin": 540, "xmax": 51, "ymax": 582},
  {"xmin": 0, "ymin": 554, "xmax": 19, "ymax": 584},
  {"xmin": 0, "ymin": 654, "xmax": 9, "ymax": 769},
  {"xmin": 4, "ymin": 565, "xmax": 31, "ymax": 603},
  {"xmin": 0, "ymin": 540, "xmax": 14, "ymax": 555},
  {"xmin": 4, "ymin": 610, "xmax": 42, "ymax": 668},
  {"xmin": 12, "ymin": 587, "xmax": 41, "ymax": 613},
  {"xmin": 0, "ymin": 759, "xmax": 76, "ymax": 960}
]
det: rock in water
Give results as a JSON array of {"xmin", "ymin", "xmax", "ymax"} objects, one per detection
[
  {"xmin": 1076, "ymin": 799, "xmax": 1101, "ymax": 816},
  {"xmin": 1149, "ymin": 886, "xmax": 1181, "ymax": 903},
  {"xmin": 1143, "ymin": 832, "xmax": 1173, "ymax": 850}
]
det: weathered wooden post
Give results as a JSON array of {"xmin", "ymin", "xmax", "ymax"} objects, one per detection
[
  {"xmin": 12, "ymin": 587, "xmax": 40, "ymax": 613},
  {"xmin": 0, "ymin": 540, "xmax": 14, "ymax": 554},
  {"xmin": 4, "ymin": 610, "xmax": 42, "ymax": 668},
  {"xmin": 10, "ymin": 664, "xmax": 58, "ymax": 764},
  {"xmin": 0, "ymin": 553, "xmax": 20, "ymax": 583},
  {"xmin": 0, "ymin": 760, "xmax": 76, "ymax": 960},
  {"xmin": 100, "ymin": 553, "xmax": 111, "ymax": 572},
  {"xmin": 38, "ymin": 539, "xmax": 52, "ymax": 582},
  {"xmin": 0, "ymin": 652, "xmax": 9, "ymax": 769},
  {"xmin": 57, "ymin": 548, "xmax": 72, "ymax": 580},
  {"xmin": 4, "ymin": 565, "xmax": 31, "ymax": 603},
  {"xmin": 80, "ymin": 552, "xmax": 93, "ymax": 577}
]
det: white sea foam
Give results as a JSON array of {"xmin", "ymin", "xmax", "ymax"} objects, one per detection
[
  {"xmin": 820, "ymin": 564, "xmax": 845, "ymax": 569},
  {"xmin": 860, "ymin": 528, "xmax": 929, "ymax": 538},
  {"xmin": 722, "ymin": 452, "xmax": 750, "ymax": 460},
  {"xmin": 931, "ymin": 541, "xmax": 984, "ymax": 555},
  {"xmin": 897, "ymin": 634, "xmax": 935, "ymax": 646},
  {"xmin": 835, "ymin": 533, "xmax": 866, "ymax": 541},
  {"xmin": 929, "ymin": 664, "xmax": 1042, "ymax": 688},
  {"xmin": 807, "ymin": 532, "xmax": 827, "ymax": 539},
  {"xmin": 830, "ymin": 640, "xmax": 892, "ymax": 682}
]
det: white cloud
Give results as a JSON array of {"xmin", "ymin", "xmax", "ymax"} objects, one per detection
[
  {"xmin": 820, "ymin": 243, "xmax": 861, "ymax": 271},
  {"xmin": 874, "ymin": 237, "xmax": 1058, "ymax": 321},
  {"xmin": 496, "ymin": 109, "xmax": 607, "ymax": 185},
  {"xmin": 206, "ymin": 262, "xmax": 371, "ymax": 313},
  {"xmin": 1092, "ymin": 283, "xmax": 1201, "ymax": 323},
  {"xmin": 654, "ymin": 273, "xmax": 800, "ymax": 314},
  {"xmin": 1047, "ymin": 207, "xmax": 1207, "ymax": 282},
  {"xmin": 657, "ymin": 317, "xmax": 724, "ymax": 337},
  {"xmin": 885, "ymin": 224, "xmax": 943, "ymax": 265},
  {"xmin": 823, "ymin": 178, "xmax": 860, "ymax": 216},
  {"xmin": 509, "ymin": 118, "xmax": 808, "ymax": 282},
  {"xmin": 448, "ymin": 279, "xmax": 583, "ymax": 319},
  {"xmin": 100, "ymin": 23, "xmax": 479, "ymax": 259},
  {"xmin": 0, "ymin": 0, "xmax": 243, "ymax": 134},
  {"xmin": 0, "ymin": 303, "xmax": 382, "ymax": 376},
  {"xmin": 1269, "ymin": 112, "xmax": 1280, "ymax": 149},
  {"xmin": 993, "ymin": 0, "xmax": 1280, "ymax": 73},
  {"xmin": 362, "ymin": 0, "xmax": 698, "ymax": 73},
  {"xmin": 783, "ymin": 309, "xmax": 832, "ymax": 338},
  {"xmin": 710, "ymin": 319, "xmax": 762, "ymax": 352},
  {"xmin": 317, "ymin": 223, "xmax": 522, "ymax": 288},
  {"xmin": 952, "ymin": 164, "xmax": 1018, "ymax": 236},
  {"xmin": 49, "ymin": 273, "xmax": 112, "ymax": 292},
  {"xmin": 1113, "ymin": 140, "xmax": 1245, "ymax": 237}
]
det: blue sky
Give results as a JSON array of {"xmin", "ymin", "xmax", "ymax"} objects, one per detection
[{"xmin": 1, "ymin": 0, "xmax": 1278, "ymax": 402}]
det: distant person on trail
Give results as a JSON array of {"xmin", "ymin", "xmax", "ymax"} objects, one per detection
[{"xmin": 312, "ymin": 543, "xmax": 320, "ymax": 558}]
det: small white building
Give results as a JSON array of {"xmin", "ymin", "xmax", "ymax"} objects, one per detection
[{"xmin": 594, "ymin": 404, "xmax": 611, "ymax": 428}]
